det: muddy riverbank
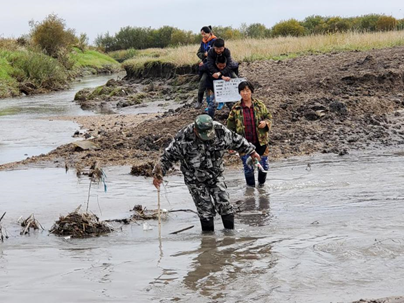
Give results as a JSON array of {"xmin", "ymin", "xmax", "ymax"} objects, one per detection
[{"xmin": 1, "ymin": 46, "xmax": 404, "ymax": 173}]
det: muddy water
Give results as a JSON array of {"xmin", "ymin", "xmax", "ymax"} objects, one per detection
[
  {"xmin": 0, "ymin": 75, "xmax": 120, "ymax": 164},
  {"xmin": 1, "ymin": 149, "xmax": 404, "ymax": 302}
]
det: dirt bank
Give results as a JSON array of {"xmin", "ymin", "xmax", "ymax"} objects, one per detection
[{"xmin": 1, "ymin": 46, "xmax": 404, "ymax": 173}]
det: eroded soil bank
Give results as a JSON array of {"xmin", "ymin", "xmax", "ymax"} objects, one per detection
[{"xmin": 1, "ymin": 46, "xmax": 404, "ymax": 173}]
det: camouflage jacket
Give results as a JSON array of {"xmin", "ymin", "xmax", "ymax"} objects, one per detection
[
  {"xmin": 159, "ymin": 122, "xmax": 255, "ymax": 184},
  {"xmin": 227, "ymin": 98, "xmax": 272, "ymax": 146}
]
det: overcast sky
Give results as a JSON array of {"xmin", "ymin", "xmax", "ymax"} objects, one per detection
[{"xmin": 1, "ymin": 0, "xmax": 403, "ymax": 43}]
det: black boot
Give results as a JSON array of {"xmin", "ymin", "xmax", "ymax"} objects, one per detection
[
  {"xmin": 221, "ymin": 214, "xmax": 234, "ymax": 230},
  {"xmin": 200, "ymin": 217, "xmax": 214, "ymax": 232}
]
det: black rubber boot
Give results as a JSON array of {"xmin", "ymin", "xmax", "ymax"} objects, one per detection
[
  {"xmin": 200, "ymin": 217, "xmax": 214, "ymax": 232},
  {"xmin": 258, "ymin": 170, "xmax": 267, "ymax": 186},
  {"xmin": 221, "ymin": 214, "xmax": 234, "ymax": 230}
]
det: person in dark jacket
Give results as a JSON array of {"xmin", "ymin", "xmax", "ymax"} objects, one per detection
[
  {"xmin": 206, "ymin": 38, "xmax": 237, "ymax": 79},
  {"xmin": 195, "ymin": 26, "xmax": 217, "ymax": 109},
  {"xmin": 205, "ymin": 56, "xmax": 237, "ymax": 118}
]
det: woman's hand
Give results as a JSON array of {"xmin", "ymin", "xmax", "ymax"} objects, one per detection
[
  {"xmin": 222, "ymin": 76, "xmax": 231, "ymax": 81},
  {"xmin": 250, "ymin": 151, "xmax": 261, "ymax": 162},
  {"xmin": 258, "ymin": 121, "xmax": 267, "ymax": 128},
  {"xmin": 199, "ymin": 62, "xmax": 204, "ymax": 67}
]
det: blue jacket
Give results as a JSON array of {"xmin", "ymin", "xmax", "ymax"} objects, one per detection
[{"xmin": 197, "ymin": 38, "xmax": 217, "ymax": 63}]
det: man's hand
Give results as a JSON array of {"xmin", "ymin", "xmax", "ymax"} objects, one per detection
[
  {"xmin": 153, "ymin": 177, "xmax": 163, "ymax": 189},
  {"xmin": 199, "ymin": 62, "xmax": 204, "ymax": 67},
  {"xmin": 258, "ymin": 121, "xmax": 267, "ymax": 128},
  {"xmin": 222, "ymin": 76, "xmax": 231, "ymax": 81},
  {"xmin": 250, "ymin": 151, "xmax": 261, "ymax": 162},
  {"xmin": 212, "ymin": 72, "xmax": 220, "ymax": 79},
  {"xmin": 152, "ymin": 162, "xmax": 163, "ymax": 189}
]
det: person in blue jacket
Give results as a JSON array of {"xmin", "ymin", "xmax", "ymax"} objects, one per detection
[{"xmin": 195, "ymin": 26, "xmax": 217, "ymax": 109}]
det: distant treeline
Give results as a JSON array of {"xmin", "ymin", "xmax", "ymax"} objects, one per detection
[{"xmin": 95, "ymin": 14, "xmax": 404, "ymax": 52}]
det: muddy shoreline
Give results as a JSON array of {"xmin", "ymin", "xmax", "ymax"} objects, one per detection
[{"xmin": 1, "ymin": 46, "xmax": 404, "ymax": 175}]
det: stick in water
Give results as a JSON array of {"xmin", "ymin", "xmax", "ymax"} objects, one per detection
[{"xmin": 169, "ymin": 225, "xmax": 194, "ymax": 235}]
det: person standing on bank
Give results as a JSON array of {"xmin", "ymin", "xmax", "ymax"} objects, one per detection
[
  {"xmin": 195, "ymin": 26, "xmax": 217, "ymax": 109},
  {"xmin": 153, "ymin": 114, "xmax": 260, "ymax": 232},
  {"xmin": 227, "ymin": 81, "xmax": 272, "ymax": 187}
]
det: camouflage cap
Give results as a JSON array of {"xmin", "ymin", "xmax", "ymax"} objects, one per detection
[{"xmin": 194, "ymin": 114, "xmax": 216, "ymax": 141}]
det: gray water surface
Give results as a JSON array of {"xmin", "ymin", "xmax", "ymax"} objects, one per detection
[
  {"xmin": 1, "ymin": 149, "xmax": 404, "ymax": 303},
  {"xmin": 0, "ymin": 74, "xmax": 120, "ymax": 164}
]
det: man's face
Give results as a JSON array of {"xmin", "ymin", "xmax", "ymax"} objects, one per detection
[
  {"xmin": 216, "ymin": 63, "xmax": 226, "ymax": 70},
  {"xmin": 214, "ymin": 46, "xmax": 225, "ymax": 54}
]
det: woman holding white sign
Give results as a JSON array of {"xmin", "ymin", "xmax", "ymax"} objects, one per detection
[{"xmin": 227, "ymin": 81, "xmax": 272, "ymax": 187}]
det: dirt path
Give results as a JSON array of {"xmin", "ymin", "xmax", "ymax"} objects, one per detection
[{"xmin": 1, "ymin": 46, "xmax": 404, "ymax": 174}]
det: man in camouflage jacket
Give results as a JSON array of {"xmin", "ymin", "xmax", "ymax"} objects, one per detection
[{"xmin": 153, "ymin": 114, "xmax": 260, "ymax": 232}]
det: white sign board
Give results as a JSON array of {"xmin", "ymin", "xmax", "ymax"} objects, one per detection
[{"xmin": 213, "ymin": 78, "xmax": 246, "ymax": 103}]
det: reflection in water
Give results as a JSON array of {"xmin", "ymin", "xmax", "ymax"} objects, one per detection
[
  {"xmin": 179, "ymin": 236, "xmax": 273, "ymax": 300},
  {"xmin": 236, "ymin": 186, "xmax": 272, "ymax": 227}
]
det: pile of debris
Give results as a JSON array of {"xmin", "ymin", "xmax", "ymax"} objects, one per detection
[
  {"xmin": 20, "ymin": 214, "xmax": 44, "ymax": 235},
  {"xmin": 50, "ymin": 207, "xmax": 113, "ymax": 238},
  {"xmin": 131, "ymin": 205, "xmax": 167, "ymax": 220}
]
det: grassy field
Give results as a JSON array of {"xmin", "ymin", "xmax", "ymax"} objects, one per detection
[
  {"xmin": 70, "ymin": 48, "xmax": 121, "ymax": 72},
  {"xmin": 122, "ymin": 30, "xmax": 404, "ymax": 75}
]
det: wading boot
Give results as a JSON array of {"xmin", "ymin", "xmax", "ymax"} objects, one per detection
[
  {"xmin": 221, "ymin": 214, "xmax": 234, "ymax": 230},
  {"xmin": 200, "ymin": 217, "xmax": 214, "ymax": 232}
]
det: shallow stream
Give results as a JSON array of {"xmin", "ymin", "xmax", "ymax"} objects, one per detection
[{"xmin": 1, "ymin": 76, "xmax": 404, "ymax": 302}]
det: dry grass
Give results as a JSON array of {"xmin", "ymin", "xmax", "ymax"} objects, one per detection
[
  {"xmin": 0, "ymin": 38, "xmax": 19, "ymax": 51},
  {"xmin": 123, "ymin": 30, "xmax": 404, "ymax": 71}
]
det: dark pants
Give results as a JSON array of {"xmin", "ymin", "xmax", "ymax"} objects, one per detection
[
  {"xmin": 240, "ymin": 144, "xmax": 269, "ymax": 187},
  {"xmin": 197, "ymin": 63, "xmax": 209, "ymax": 104},
  {"xmin": 185, "ymin": 177, "xmax": 233, "ymax": 220}
]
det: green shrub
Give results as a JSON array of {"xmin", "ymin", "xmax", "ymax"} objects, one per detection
[
  {"xmin": 8, "ymin": 51, "xmax": 68, "ymax": 88},
  {"xmin": 325, "ymin": 17, "xmax": 351, "ymax": 33},
  {"xmin": 272, "ymin": 19, "xmax": 306, "ymax": 37},
  {"xmin": 376, "ymin": 16, "xmax": 397, "ymax": 31},
  {"xmin": 302, "ymin": 15, "xmax": 326, "ymax": 34},
  {"xmin": 397, "ymin": 19, "xmax": 404, "ymax": 30},
  {"xmin": 30, "ymin": 13, "xmax": 78, "ymax": 57},
  {"xmin": 245, "ymin": 23, "xmax": 270, "ymax": 38},
  {"xmin": 359, "ymin": 14, "xmax": 381, "ymax": 31}
]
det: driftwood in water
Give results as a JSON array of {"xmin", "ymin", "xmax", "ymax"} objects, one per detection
[
  {"xmin": 50, "ymin": 206, "xmax": 113, "ymax": 238},
  {"xmin": 0, "ymin": 212, "xmax": 8, "ymax": 242},
  {"xmin": 20, "ymin": 214, "xmax": 44, "ymax": 235},
  {"xmin": 169, "ymin": 225, "xmax": 194, "ymax": 234},
  {"xmin": 105, "ymin": 205, "xmax": 168, "ymax": 225}
]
